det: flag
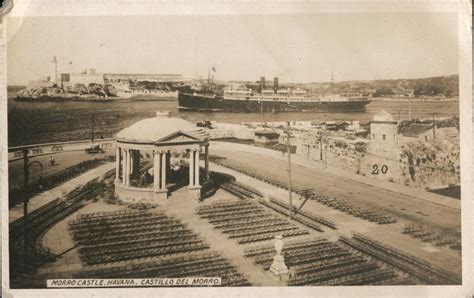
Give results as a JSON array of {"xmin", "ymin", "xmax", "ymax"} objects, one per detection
[
  {"xmin": 211, "ymin": 66, "xmax": 216, "ymax": 72},
  {"xmin": 68, "ymin": 61, "xmax": 72, "ymax": 65},
  {"xmin": 51, "ymin": 56, "xmax": 57, "ymax": 63}
]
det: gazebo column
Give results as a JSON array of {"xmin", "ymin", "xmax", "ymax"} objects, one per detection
[
  {"xmin": 161, "ymin": 151, "xmax": 167, "ymax": 190},
  {"xmin": 153, "ymin": 150, "xmax": 160, "ymax": 190},
  {"xmin": 123, "ymin": 149, "xmax": 127, "ymax": 185},
  {"xmin": 166, "ymin": 152, "xmax": 171, "ymax": 177},
  {"xmin": 128, "ymin": 150, "xmax": 133, "ymax": 185},
  {"xmin": 188, "ymin": 148, "xmax": 202, "ymax": 201},
  {"xmin": 129, "ymin": 151, "xmax": 133, "ymax": 181},
  {"xmin": 189, "ymin": 149, "xmax": 194, "ymax": 186},
  {"xmin": 153, "ymin": 150, "xmax": 168, "ymax": 201},
  {"xmin": 123, "ymin": 149, "xmax": 130, "ymax": 186},
  {"xmin": 194, "ymin": 149, "xmax": 200, "ymax": 186},
  {"xmin": 127, "ymin": 149, "xmax": 132, "ymax": 186},
  {"xmin": 204, "ymin": 144, "xmax": 209, "ymax": 180},
  {"xmin": 115, "ymin": 146, "xmax": 121, "ymax": 182},
  {"xmin": 130, "ymin": 150, "xmax": 134, "ymax": 177}
]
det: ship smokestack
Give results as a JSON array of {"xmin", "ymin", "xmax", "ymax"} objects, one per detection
[
  {"xmin": 273, "ymin": 77, "xmax": 279, "ymax": 92},
  {"xmin": 260, "ymin": 77, "xmax": 265, "ymax": 93}
]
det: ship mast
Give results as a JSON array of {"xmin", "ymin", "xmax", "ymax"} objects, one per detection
[
  {"xmin": 207, "ymin": 66, "xmax": 210, "ymax": 85},
  {"xmin": 331, "ymin": 64, "xmax": 334, "ymax": 85},
  {"xmin": 194, "ymin": 37, "xmax": 198, "ymax": 79},
  {"xmin": 330, "ymin": 62, "xmax": 334, "ymax": 93}
]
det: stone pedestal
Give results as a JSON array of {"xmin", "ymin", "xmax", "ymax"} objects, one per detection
[
  {"xmin": 188, "ymin": 185, "xmax": 202, "ymax": 201},
  {"xmin": 269, "ymin": 234, "xmax": 289, "ymax": 280},
  {"xmin": 270, "ymin": 255, "xmax": 289, "ymax": 276}
]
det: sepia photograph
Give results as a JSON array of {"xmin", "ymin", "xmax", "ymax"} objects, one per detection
[{"xmin": 2, "ymin": 1, "xmax": 472, "ymax": 295}]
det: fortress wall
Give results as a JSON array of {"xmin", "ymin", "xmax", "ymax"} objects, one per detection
[
  {"xmin": 399, "ymin": 141, "xmax": 460, "ymax": 189},
  {"xmin": 295, "ymin": 136, "xmax": 460, "ymax": 190}
]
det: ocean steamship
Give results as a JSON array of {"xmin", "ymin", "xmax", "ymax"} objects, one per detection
[{"xmin": 178, "ymin": 77, "xmax": 371, "ymax": 113}]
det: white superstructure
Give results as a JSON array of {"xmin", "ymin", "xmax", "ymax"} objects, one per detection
[{"xmin": 223, "ymin": 86, "xmax": 367, "ymax": 102}]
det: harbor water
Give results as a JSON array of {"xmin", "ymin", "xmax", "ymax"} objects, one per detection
[{"xmin": 8, "ymin": 97, "xmax": 459, "ymax": 147}]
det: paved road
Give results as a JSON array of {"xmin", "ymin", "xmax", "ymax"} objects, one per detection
[
  {"xmin": 210, "ymin": 143, "xmax": 461, "ymax": 233},
  {"xmin": 9, "ymin": 162, "xmax": 115, "ymax": 223},
  {"xmin": 8, "ymin": 149, "xmax": 114, "ymax": 189}
]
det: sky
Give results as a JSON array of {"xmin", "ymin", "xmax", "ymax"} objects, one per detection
[{"xmin": 7, "ymin": 13, "xmax": 458, "ymax": 85}]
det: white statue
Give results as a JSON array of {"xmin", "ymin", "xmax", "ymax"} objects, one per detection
[
  {"xmin": 275, "ymin": 235, "xmax": 284, "ymax": 255},
  {"xmin": 269, "ymin": 235, "xmax": 289, "ymax": 276}
]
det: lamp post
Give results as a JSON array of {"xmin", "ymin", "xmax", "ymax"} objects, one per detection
[
  {"xmin": 91, "ymin": 114, "xmax": 95, "ymax": 142},
  {"xmin": 21, "ymin": 148, "xmax": 43, "ymax": 273},
  {"xmin": 285, "ymin": 122, "xmax": 293, "ymax": 220},
  {"xmin": 22, "ymin": 149, "xmax": 28, "ymax": 273}
]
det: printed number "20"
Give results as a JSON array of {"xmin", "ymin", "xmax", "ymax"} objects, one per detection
[{"xmin": 372, "ymin": 164, "xmax": 388, "ymax": 175}]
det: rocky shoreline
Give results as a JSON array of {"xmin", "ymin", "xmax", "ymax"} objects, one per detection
[
  {"xmin": 15, "ymin": 94, "xmax": 177, "ymax": 102},
  {"xmin": 15, "ymin": 85, "xmax": 177, "ymax": 102},
  {"xmin": 15, "ymin": 95, "xmax": 117, "ymax": 102}
]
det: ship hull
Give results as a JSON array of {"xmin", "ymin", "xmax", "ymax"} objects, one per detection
[{"xmin": 178, "ymin": 92, "xmax": 371, "ymax": 112}]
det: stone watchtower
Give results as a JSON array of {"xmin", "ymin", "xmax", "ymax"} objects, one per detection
[
  {"xmin": 367, "ymin": 110, "xmax": 401, "ymax": 181},
  {"xmin": 370, "ymin": 110, "xmax": 399, "ymax": 147}
]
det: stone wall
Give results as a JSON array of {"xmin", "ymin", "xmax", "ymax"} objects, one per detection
[
  {"xmin": 296, "ymin": 135, "xmax": 367, "ymax": 174},
  {"xmin": 399, "ymin": 140, "xmax": 460, "ymax": 189},
  {"xmin": 322, "ymin": 138, "xmax": 364, "ymax": 173},
  {"xmin": 295, "ymin": 132, "xmax": 459, "ymax": 190}
]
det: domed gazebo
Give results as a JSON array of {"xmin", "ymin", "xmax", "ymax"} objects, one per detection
[{"xmin": 114, "ymin": 112, "xmax": 210, "ymax": 204}]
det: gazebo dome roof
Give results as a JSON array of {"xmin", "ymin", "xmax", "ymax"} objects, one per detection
[{"xmin": 116, "ymin": 112, "xmax": 206, "ymax": 143}]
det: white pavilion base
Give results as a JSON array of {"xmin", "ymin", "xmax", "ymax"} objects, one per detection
[
  {"xmin": 188, "ymin": 185, "xmax": 202, "ymax": 201},
  {"xmin": 154, "ymin": 189, "xmax": 169, "ymax": 201},
  {"xmin": 115, "ymin": 182, "xmax": 168, "ymax": 205},
  {"xmin": 269, "ymin": 255, "xmax": 289, "ymax": 277}
]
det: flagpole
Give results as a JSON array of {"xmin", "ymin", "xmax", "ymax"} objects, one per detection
[{"xmin": 55, "ymin": 57, "xmax": 58, "ymax": 83}]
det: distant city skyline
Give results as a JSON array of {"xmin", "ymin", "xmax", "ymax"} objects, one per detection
[{"xmin": 7, "ymin": 13, "xmax": 458, "ymax": 85}]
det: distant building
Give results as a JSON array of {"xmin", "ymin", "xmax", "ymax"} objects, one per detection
[
  {"xmin": 104, "ymin": 73, "xmax": 183, "ymax": 83},
  {"xmin": 326, "ymin": 121, "xmax": 350, "ymax": 131},
  {"xmin": 400, "ymin": 123, "xmax": 459, "ymax": 143},
  {"xmin": 399, "ymin": 123, "xmax": 434, "ymax": 142},
  {"xmin": 393, "ymin": 88, "xmax": 415, "ymax": 98},
  {"xmin": 59, "ymin": 71, "xmax": 183, "ymax": 87},
  {"xmin": 61, "ymin": 69, "xmax": 104, "ymax": 86}
]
